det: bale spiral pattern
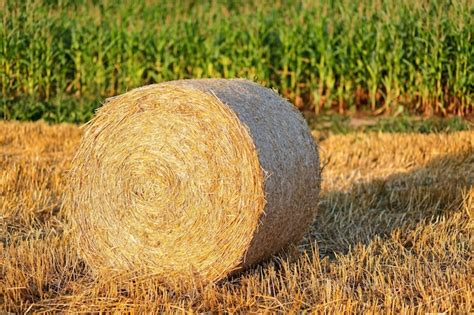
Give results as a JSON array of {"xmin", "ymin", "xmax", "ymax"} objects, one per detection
[{"xmin": 66, "ymin": 79, "xmax": 320, "ymax": 282}]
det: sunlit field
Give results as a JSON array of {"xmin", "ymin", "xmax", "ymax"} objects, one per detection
[
  {"xmin": 1, "ymin": 0, "xmax": 473, "ymax": 312},
  {"xmin": 1, "ymin": 121, "xmax": 472, "ymax": 313}
]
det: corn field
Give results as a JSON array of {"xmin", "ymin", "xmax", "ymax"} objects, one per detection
[{"xmin": 1, "ymin": 0, "xmax": 473, "ymax": 122}]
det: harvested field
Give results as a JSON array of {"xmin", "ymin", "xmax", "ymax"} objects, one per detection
[{"xmin": 1, "ymin": 121, "xmax": 473, "ymax": 313}]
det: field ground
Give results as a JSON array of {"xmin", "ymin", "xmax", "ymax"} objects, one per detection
[{"xmin": 1, "ymin": 121, "xmax": 473, "ymax": 313}]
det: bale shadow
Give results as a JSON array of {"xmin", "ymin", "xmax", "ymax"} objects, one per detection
[{"xmin": 304, "ymin": 148, "xmax": 473, "ymax": 258}]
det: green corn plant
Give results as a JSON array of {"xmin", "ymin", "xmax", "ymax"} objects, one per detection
[{"xmin": 0, "ymin": 0, "xmax": 472, "ymax": 122}]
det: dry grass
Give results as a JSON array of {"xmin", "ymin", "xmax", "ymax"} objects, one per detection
[{"xmin": 1, "ymin": 121, "xmax": 473, "ymax": 313}]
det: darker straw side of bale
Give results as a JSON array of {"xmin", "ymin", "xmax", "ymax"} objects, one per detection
[{"xmin": 166, "ymin": 79, "xmax": 321, "ymax": 268}]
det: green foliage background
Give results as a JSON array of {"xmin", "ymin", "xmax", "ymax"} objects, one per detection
[{"xmin": 1, "ymin": 0, "xmax": 473, "ymax": 122}]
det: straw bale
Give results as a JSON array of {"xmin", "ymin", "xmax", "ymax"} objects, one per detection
[{"xmin": 66, "ymin": 79, "xmax": 320, "ymax": 282}]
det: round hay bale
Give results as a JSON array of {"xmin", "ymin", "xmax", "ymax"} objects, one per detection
[{"xmin": 66, "ymin": 79, "xmax": 320, "ymax": 282}]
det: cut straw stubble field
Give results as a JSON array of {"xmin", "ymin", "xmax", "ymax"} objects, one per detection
[{"xmin": 1, "ymin": 121, "xmax": 473, "ymax": 313}]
